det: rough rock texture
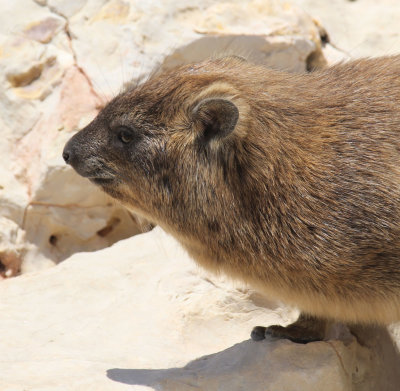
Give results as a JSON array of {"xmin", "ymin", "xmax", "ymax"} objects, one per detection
[
  {"xmin": 0, "ymin": 0, "xmax": 326, "ymax": 276},
  {"xmin": 1, "ymin": 1, "xmax": 141, "ymax": 275},
  {"xmin": 289, "ymin": 0, "xmax": 400, "ymax": 59},
  {"xmin": 0, "ymin": 228, "xmax": 374, "ymax": 391}
]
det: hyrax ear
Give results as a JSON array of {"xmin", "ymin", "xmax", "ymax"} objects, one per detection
[{"xmin": 192, "ymin": 98, "xmax": 239, "ymax": 142}]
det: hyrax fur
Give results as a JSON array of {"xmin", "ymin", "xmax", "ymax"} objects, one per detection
[{"xmin": 64, "ymin": 55, "xmax": 400, "ymax": 343}]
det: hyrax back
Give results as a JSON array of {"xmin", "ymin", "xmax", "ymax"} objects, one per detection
[{"xmin": 64, "ymin": 55, "xmax": 400, "ymax": 328}]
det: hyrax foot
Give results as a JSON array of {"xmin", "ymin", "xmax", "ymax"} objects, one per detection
[
  {"xmin": 251, "ymin": 325, "xmax": 322, "ymax": 343},
  {"xmin": 251, "ymin": 326, "xmax": 269, "ymax": 341},
  {"xmin": 251, "ymin": 313, "xmax": 328, "ymax": 344}
]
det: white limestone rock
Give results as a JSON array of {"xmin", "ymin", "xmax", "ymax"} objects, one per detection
[
  {"xmin": 0, "ymin": 217, "xmax": 27, "ymax": 278},
  {"xmin": 0, "ymin": 228, "xmax": 371, "ymax": 390},
  {"xmin": 288, "ymin": 0, "xmax": 400, "ymax": 59},
  {"xmin": 47, "ymin": 0, "xmax": 88, "ymax": 19},
  {"xmin": 68, "ymin": 0, "xmax": 325, "ymax": 95},
  {"xmin": 0, "ymin": 3, "xmax": 140, "ymax": 271}
]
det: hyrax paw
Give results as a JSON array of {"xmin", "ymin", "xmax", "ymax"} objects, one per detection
[
  {"xmin": 251, "ymin": 324, "xmax": 323, "ymax": 344},
  {"xmin": 251, "ymin": 326, "xmax": 268, "ymax": 341}
]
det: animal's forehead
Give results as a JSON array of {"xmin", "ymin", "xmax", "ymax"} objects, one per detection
[
  {"xmin": 99, "ymin": 85, "xmax": 173, "ymax": 128},
  {"xmin": 100, "ymin": 62, "xmax": 228, "ymax": 125},
  {"xmin": 132, "ymin": 64, "xmax": 223, "ymax": 97},
  {"xmin": 99, "ymin": 95, "xmax": 131, "ymax": 119}
]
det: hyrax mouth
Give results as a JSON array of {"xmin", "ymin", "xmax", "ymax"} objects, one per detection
[
  {"xmin": 89, "ymin": 176, "xmax": 115, "ymax": 186},
  {"xmin": 63, "ymin": 133, "xmax": 117, "ymax": 187}
]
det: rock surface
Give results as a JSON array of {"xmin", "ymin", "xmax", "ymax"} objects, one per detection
[
  {"xmin": 0, "ymin": 228, "xmax": 373, "ymax": 391},
  {"xmin": 289, "ymin": 0, "xmax": 400, "ymax": 59}
]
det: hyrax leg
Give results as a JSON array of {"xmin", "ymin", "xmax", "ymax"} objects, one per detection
[{"xmin": 251, "ymin": 313, "xmax": 329, "ymax": 344}]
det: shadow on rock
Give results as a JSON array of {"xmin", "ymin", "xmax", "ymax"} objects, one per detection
[
  {"xmin": 107, "ymin": 339, "xmax": 262, "ymax": 391},
  {"xmin": 106, "ymin": 334, "xmax": 374, "ymax": 391}
]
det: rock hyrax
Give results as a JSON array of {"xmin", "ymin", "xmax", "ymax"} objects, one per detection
[{"xmin": 63, "ymin": 55, "xmax": 400, "ymax": 343}]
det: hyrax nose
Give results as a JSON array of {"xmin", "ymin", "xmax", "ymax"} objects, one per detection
[
  {"xmin": 62, "ymin": 149, "xmax": 70, "ymax": 164},
  {"xmin": 62, "ymin": 139, "xmax": 76, "ymax": 165}
]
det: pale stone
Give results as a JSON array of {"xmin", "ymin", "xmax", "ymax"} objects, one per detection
[
  {"xmin": 0, "ymin": 228, "xmax": 370, "ymax": 390},
  {"xmin": 69, "ymin": 0, "xmax": 325, "ymax": 96},
  {"xmin": 0, "ymin": 218, "xmax": 26, "ymax": 278},
  {"xmin": 0, "ymin": 161, "xmax": 29, "ymax": 226},
  {"xmin": 0, "ymin": 0, "xmax": 73, "ymax": 140},
  {"xmin": 24, "ymin": 16, "xmax": 64, "ymax": 44},
  {"xmin": 1, "ymin": 10, "xmax": 137, "ymax": 270},
  {"xmin": 289, "ymin": 0, "xmax": 400, "ymax": 59},
  {"xmin": 11, "ymin": 65, "xmax": 141, "ymax": 270},
  {"xmin": 47, "ymin": 0, "xmax": 88, "ymax": 19}
]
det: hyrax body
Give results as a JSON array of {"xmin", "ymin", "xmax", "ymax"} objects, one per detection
[{"xmin": 64, "ymin": 55, "xmax": 400, "ymax": 343}]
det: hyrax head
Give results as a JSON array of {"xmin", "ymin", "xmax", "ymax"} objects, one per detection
[{"xmin": 63, "ymin": 58, "xmax": 251, "ymax": 229}]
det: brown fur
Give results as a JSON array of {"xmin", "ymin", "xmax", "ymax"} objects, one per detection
[{"xmin": 63, "ymin": 55, "xmax": 400, "ymax": 334}]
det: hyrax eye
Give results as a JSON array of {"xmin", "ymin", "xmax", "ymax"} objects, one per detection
[{"xmin": 117, "ymin": 127, "xmax": 134, "ymax": 144}]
